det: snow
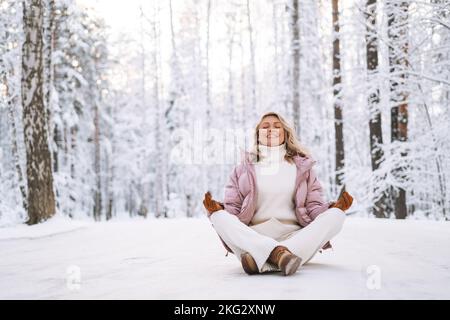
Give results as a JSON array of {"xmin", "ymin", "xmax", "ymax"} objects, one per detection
[
  {"xmin": 0, "ymin": 215, "xmax": 88, "ymax": 240},
  {"xmin": 0, "ymin": 216, "xmax": 449, "ymax": 299}
]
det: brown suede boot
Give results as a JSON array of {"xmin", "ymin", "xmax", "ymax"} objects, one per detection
[
  {"xmin": 240, "ymin": 252, "xmax": 259, "ymax": 275},
  {"xmin": 268, "ymin": 245, "xmax": 301, "ymax": 276}
]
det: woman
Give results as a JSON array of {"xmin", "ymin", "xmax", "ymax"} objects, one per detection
[{"xmin": 203, "ymin": 111, "xmax": 353, "ymax": 276}]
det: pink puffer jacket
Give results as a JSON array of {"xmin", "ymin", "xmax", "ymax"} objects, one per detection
[{"xmin": 212, "ymin": 151, "xmax": 334, "ymax": 254}]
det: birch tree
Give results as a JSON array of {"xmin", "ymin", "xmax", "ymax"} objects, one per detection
[{"xmin": 21, "ymin": 0, "xmax": 56, "ymax": 224}]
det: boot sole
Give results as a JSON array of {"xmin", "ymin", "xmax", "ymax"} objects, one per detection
[
  {"xmin": 241, "ymin": 253, "xmax": 259, "ymax": 275},
  {"xmin": 280, "ymin": 255, "xmax": 302, "ymax": 276}
]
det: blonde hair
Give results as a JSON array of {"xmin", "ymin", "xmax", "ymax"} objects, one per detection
[{"xmin": 251, "ymin": 111, "xmax": 310, "ymax": 163}]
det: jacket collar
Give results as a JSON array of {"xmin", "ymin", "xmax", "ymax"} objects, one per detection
[{"xmin": 242, "ymin": 150, "xmax": 316, "ymax": 171}]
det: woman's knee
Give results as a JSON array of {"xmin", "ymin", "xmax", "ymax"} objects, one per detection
[
  {"xmin": 322, "ymin": 208, "xmax": 346, "ymax": 231},
  {"xmin": 210, "ymin": 209, "xmax": 238, "ymax": 226}
]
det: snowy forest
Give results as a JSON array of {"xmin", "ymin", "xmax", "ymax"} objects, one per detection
[{"xmin": 0, "ymin": 0, "xmax": 449, "ymax": 226}]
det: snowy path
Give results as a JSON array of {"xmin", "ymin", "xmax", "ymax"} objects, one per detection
[{"xmin": 0, "ymin": 216, "xmax": 449, "ymax": 299}]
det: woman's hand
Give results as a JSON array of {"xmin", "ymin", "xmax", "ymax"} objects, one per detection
[
  {"xmin": 329, "ymin": 191, "xmax": 353, "ymax": 212},
  {"xmin": 203, "ymin": 191, "xmax": 224, "ymax": 216}
]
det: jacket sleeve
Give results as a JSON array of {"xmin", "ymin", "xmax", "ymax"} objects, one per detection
[
  {"xmin": 223, "ymin": 166, "xmax": 244, "ymax": 217},
  {"xmin": 305, "ymin": 168, "xmax": 333, "ymax": 220}
]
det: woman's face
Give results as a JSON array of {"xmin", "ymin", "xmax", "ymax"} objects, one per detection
[{"xmin": 258, "ymin": 115, "xmax": 285, "ymax": 147}]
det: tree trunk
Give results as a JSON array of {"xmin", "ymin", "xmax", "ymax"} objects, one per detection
[
  {"xmin": 21, "ymin": 0, "xmax": 56, "ymax": 225},
  {"xmin": 43, "ymin": 0, "xmax": 55, "ymax": 134},
  {"xmin": 138, "ymin": 6, "xmax": 149, "ymax": 218},
  {"xmin": 365, "ymin": 0, "xmax": 387, "ymax": 218},
  {"xmin": 387, "ymin": 0, "xmax": 409, "ymax": 219},
  {"xmin": 201, "ymin": 0, "xmax": 212, "ymax": 202},
  {"xmin": 291, "ymin": 0, "xmax": 301, "ymax": 137},
  {"xmin": 151, "ymin": 3, "xmax": 167, "ymax": 218},
  {"xmin": 332, "ymin": 0, "xmax": 345, "ymax": 187},
  {"xmin": 239, "ymin": 18, "xmax": 247, "ymax": 129},
  {"xmin": 3, "ymin": 73, "xmax": 28, "ymax": 212},
  {"xmin": 93, "ymin": 100, "xmax": 102, "ymax": 221},
  {"xmin": 246, "ymin": 0, "xmax": 257, "ymax": 119},
  {"xmin": 106, "ymin": 128, "xmax": 113, "ymax": 221}
]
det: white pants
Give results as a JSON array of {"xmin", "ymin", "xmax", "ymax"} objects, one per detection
[{"xmin": 210, "ymin": 208, "xmax": 346, "ymax": 273}]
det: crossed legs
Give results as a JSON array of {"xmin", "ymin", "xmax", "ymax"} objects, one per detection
[{"xmin": 210, "ymin": 208, "xmax": 346, "ymax": 273}]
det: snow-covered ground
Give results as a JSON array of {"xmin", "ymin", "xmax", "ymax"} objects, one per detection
[{"xmin": 0, "ymin": 215, "xmax": 449, "ymax": 299}]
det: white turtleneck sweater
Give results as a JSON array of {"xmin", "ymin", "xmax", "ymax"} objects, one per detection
[{"xmin": 250, "ymin": 144, "xmax": 300, "ymax": 228}]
